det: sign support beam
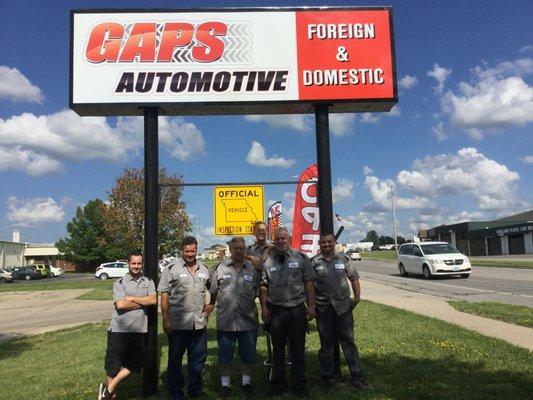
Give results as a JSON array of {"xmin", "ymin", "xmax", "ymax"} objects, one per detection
[
  {"xmin": 314, "ymin": 103, "xmax": 334, "ymax": 236},
  {"xmin": 142, "ymin": 107, "xmax": 159, "ymax": 397}
]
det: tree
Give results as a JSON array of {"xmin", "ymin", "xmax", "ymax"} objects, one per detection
[
  {"xmin": 56, "ymin": 199, "xmax": 121, "ymax": 271},
  {"xmin": 397, "ymin": 236, "xmax": 406, "ymax": 245},
  {"xmin": 362, "ymin": 230, "xmax": 380, "ymax": 246},
  {"xmin": 104, "ymin": 168, "xmax": 191, "ymax": 257},
  {"xmin": 378, "ymin": 235, "xmax": 394, "ymax": 245}
]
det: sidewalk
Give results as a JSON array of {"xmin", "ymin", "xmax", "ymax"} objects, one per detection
[{"xmin": 362, "ymin": 279, "xmax": 533, "ymax": 351}]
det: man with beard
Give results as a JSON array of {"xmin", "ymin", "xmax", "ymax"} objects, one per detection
[
  {"xmin": 158, "ymin": 236, "xmax": 211, "ymax": 400},
  {"xmin": 311, "ymin": 233, "xmax": 368, "ymax": 392}
]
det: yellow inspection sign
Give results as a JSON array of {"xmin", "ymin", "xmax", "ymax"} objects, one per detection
[{"xmin": 214, "ymin": 185, "xmax": 264, "ymax": 236}]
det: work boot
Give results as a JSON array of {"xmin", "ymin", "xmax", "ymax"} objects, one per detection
[
  {"xmin": 351, "ymin": 376, "xmax": 371, "ymax": 389},
  {"xmin": 218, "ymin": 386, "xmax": 231, "ymax": 400},
  {"xmin": 241, "ymin": 384, "xmax": 254, "ymax": 399}
]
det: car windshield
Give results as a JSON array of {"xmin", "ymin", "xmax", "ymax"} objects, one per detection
[{"xmin": 421, "ymin": 244, "xmax": 460, "ymax": 255}]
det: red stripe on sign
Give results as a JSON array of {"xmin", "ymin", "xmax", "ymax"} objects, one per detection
[{"xmin": 295, "ymin": 10, "xmax": 394, "ymax": 101}]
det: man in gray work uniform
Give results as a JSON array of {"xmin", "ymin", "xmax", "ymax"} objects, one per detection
[
  {"xmin": 158, "ymin": 236, "xmax": 211, "ymax": 400},
  {"xmin": 245, "ymin": 221, "xmax": 272, "ymax": 270},
  {"xmin": 311, "ymin": 233, "xmax": 367, "ymax": 391},
  {"xmin": 98, "ymin": 252, "xmax": 157, "ymax": 400},
  {"xmin": 259, "ymin": 227, "xmax": 316, "ymax": 399},
  {"xmin": 205, "ymin": 237, "xmax": 260, "ymax": 399}
]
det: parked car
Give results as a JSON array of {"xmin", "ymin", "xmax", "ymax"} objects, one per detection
[
  {"xmin": 349, "ymin": 251, "xmax": 362, "ymax": 261},
  {"xmin": 49, "ymin": 265, "xmax": 64, "ymax": 277},
  {"xmin": 95, "ymin": 261, "xmax": 128, "ymax": 280},
  {"xmin": 0, "ymin": 269, "xmax": 13, "ymax": 283},
  {"xmin": 32, "ymin": 264, "xmax": 52, "ymax": 278},
  {"xmin": 11, "ymin": 267, "xmax": 44, "ymax": 281},
  {"xmin": 397, "ymin": 241, "xmax": 471, "ymax": 279}
]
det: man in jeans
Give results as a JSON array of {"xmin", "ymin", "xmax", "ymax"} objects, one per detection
[
  {"xmin": 158, "ymin": 236, "xmax": 211, "ymax": 400},
  {"xmin": 311, "ymin": 233, "xmax": 368, "ymax": 391},
  {"xmin": 259, "ymin": 227, "xmax": 316, "ymax": 399},
  {"xmin": 98, "ymin": 252, "xmax": 157, "ymax": 400},
  {"xmin": 205, "ymin": 237, "xmax": 260, "ymax": 399}
]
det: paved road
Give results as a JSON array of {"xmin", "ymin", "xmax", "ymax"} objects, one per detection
[
  {"xmin": 357, "ymin": 260, "xmax": 533, "ymax": 307},
  {"xmin": 6, "ymin": 273, "xmax": 95, "ymax": 286}
]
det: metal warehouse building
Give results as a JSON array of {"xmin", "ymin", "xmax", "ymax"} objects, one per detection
[{"xmin": 419, "ymin": 210, "xmax": 533, "ymax": 256}]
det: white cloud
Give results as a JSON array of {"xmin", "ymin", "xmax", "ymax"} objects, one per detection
[
  {"xmin": 0, "ymin": 111, "xmax": 205, "ymax": 175},
  {"xmin": 519, "ymin": 45, "xmax": 533, "ymax": 54},
  {"xmin": 246, "ymin": 141, "xmax": 295, "ymax": 168},
  {"xmin": 398, "ymin": 75, "xmax": 419, "ymax": 90},
  {"xmin": 397, "ymin": 147, "xmax": 521, "ymax": 210},
  {"xmin": 7, "ymin": 197, "xmax": 65, "ymax": 227},
  {"xmin": 472, "ymin": 58, "xmax": 533, "ymax": 80},
  {"xmin": 446, "ymin": 210, "xmax": 486, "ymax": 224},
  {"xmin": 332, "ymin": 178, "xmax": 354, "ymax": 203},
  {"xmin": 439, "ymin": 58, "xmax": 533, "ymax": 138},
  {"xmin": 329, "ymin": 114, "xmax": 356, "ymax": 136},
  {"xmin": 432, "ymin": 121, "xmax": 451, "ymax": 142},
  {"xmin": 427, "ymin": 63, "xmax": 452, "ymax": 93},
  {"xmin": 0, "ymin": 145, "xmax": 63, "ymax": 176},
  {"xmin": 244, "ymin": 115, "xmax": 310, "ymax": 132},
  {"xmin": 519, "ymin": 155, "xmax": 533, "ymax": 164},
  {"xmin": 364, "ymin": 176, "xmax": 430, "ymax": 211},
  {"xmin": 363, "ymin": 165, "xmax": 373, "ymax": 175},
  {"xmin": 360, "ymin": 105, "xmax": 400, "ymax": 124},
  {"xmin": 0, "ymin": 66, "xmax": 44, "ymax": 103}
]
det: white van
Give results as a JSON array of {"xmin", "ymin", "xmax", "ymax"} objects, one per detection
[{"xmin": 397, "ymin": 242, "xmax": 471, "ymax": 279}]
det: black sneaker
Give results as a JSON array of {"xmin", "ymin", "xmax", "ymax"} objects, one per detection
[
  {"xmin": 295, "ymin": 386, "xmax": 310, "ymax": 400},
  {"xmin": 218, "ymin": 386, "xmax": 231, "ymax": 400},
  {"xmin": 98, "ymin": 384, "xmax": 112, "ymax": 400},
  {"xmin": 241, "ymin": 384, "xmax": 254, "ymax": 399},
  {"xmin": 351, "ymin": 376, "xmax": 371, "ymax": 389}
]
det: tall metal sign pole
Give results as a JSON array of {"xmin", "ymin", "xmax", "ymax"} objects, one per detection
[
  {"xmin": 143, "ymin": 107, "xmax": 159, "ymax": 397},
  {"xmin": 315, "ymin": 104, "xmax": 334, "ymax": 236}
]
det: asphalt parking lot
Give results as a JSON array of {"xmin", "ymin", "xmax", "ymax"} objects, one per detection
[{"xmin": 4, "ymin": 273, "xmax": 95, "ymax": 286}]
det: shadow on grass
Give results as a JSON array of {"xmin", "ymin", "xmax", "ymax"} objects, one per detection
[
  {"xmin": 0, "ymin": 335, "xmax": 32, "ymax": 360},
  {"xmin": 106, "ymin": 332, "xmax": 532, "ymax": 400}
]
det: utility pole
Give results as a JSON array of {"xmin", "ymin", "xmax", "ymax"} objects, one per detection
[{"xmin": 390, "ymin": 185, "xmax": 398, "ymax": 255}]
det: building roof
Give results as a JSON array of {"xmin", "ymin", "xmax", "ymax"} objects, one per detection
[{"xmin": 492, "ymin": 209, "xmax": 533, "ymax": 223}]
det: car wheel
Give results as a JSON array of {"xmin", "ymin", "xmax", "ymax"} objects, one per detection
[
  {"xmin": 399, "ymin": 263, "xmax": 407, "ymax": 276},
  {"xmin": 25, "ymin": 275, "xmax": 31, "ymax": 281},
  {"xmin": 461, "ymin": 274, "xmax": 470, "ymax": 278},
  {"xmin": 99, "ymin": 273, "xmax": 109, "ymax": 281},
  {"xmin": 422, "ymin": 265, "xmax": 432, "ymax": 280},
  {"xmin": 0, "ymin": 277, "xmax": 7, "ymax": 284}
]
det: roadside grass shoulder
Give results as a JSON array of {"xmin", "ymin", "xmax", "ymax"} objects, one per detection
[
  {"xmin": 448, "ymin": 300, "xmax": 533, "ymax": 328},
  {"xmin": 0, "ymin": 301, "xmax": 531, "ymax": 400},
  {"xmin": 0, "ymin": 279, "xmax": 114, "ymax": 294},
  {"xmin": 361, "ymin": 251, "xmax": 533, "ymax": 269},
  {"xmin": 361, "ymin": 250, "xmax": 397, "ymax": 261}
]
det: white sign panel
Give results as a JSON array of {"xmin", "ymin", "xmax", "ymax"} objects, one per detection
[{"xmin": 71, "ymin": 8, "xmax": 396, "ymax": 116}]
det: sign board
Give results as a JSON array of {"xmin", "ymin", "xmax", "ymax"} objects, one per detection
[
  {"xmin": 214, "ymin": 185, "xmax": 264, "ymax": 236},
  {"xmin": 70, "ymin": 7, "xmax": 397, "ymax": 116}
]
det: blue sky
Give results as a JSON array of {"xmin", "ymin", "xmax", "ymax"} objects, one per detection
[{"xmin": 1, "ymin": 0, "xmax": 532, "ymax": 250}]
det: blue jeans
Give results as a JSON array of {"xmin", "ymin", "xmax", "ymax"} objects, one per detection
[
  {"xmin": 217, "ymin": 329, "xmax": 258, "ymax": 365},
  {"xmin": 167, "ymin": 329, "xmax": 207, "ymax": 400}
]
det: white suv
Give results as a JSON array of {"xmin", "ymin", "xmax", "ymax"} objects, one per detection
[
  {"xmin": 95, "ymin": 261, "xmax": 128, "ymax": 280},
  {"xmin": 397, "ymin": 242, "xmax": 471, "ymax": 279}
]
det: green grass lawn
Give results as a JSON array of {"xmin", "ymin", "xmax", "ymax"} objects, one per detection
[
  {"xmin": 0, "ymin": 278, "xmax": 114, "ymax": 293},
  {"xmin": 0, "ymin": 301, "xmax": 531, "ymax": 400},
  {"xmin": 361, "ymin": 251, "xmax": 533, "ymax": 269},
  {"xmin": 449, "ymin": 300, "xmax": 533, "ymax": 328},
  {"xmin": 361, "ymin": 250, "xmax": 397, "ymax": 261}
]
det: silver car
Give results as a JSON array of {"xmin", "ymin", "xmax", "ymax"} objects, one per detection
[{"xmin": 0, "ymin": 269, "xmax": 13, "ymax": 284}]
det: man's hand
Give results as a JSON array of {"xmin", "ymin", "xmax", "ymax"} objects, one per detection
[
  {"xmin": 162, "ymin": 316, "xmax": 173, "ymax": 335},
  {"xmin": 350, "ymin": 298, "xmax": 359, "ymax": 310},
  {"xmin": 203, "ymin": 303, "xmax": 215, "ymax": 319},
  {"xmin": 261, "ymin": 307, "xmax": 271, "ymax": 323},
  {"xmin": 306, "ymin": 304, "xmax": 316, "ymax": 321}
]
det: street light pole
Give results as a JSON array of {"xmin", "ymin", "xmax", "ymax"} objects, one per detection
[{"xmin": 390, "ymin": 185, "xmax": 398, "ymax": 255}]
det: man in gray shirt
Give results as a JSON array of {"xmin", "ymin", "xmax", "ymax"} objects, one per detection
[
  {"xmin": 245, "ymin": 221, "xmax": 272, "ymax": 270},
  {"xmin": 311, "ymin": 233, "xmax": 367, "ymax": 391},
  {"xmin": 205, "ymin": 237, "xmax": 260, "ymax": 399},
  {"xmin": 259, "ymin": 227, "xmax": 316, "ymax": 399},
  {"xmin": 98, "ymin": 252, "xmax": 157, "ymax": 400},
  {"xmin": 158, "ymin": 236, "xmax": 211, "ymax": 400}
]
